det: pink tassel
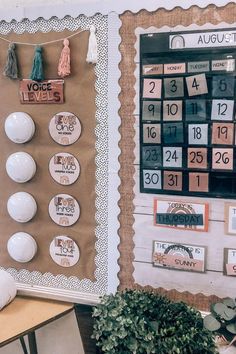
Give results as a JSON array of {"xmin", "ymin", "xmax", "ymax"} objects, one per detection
[{"xmin": 58, "ymin": 38, "xmax": 70, "ymax": 78}]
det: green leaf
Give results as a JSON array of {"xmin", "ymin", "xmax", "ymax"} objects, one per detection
[
  {"xmin": 203, "ymin": 314, "xmax": 221, "ymax": 331},
  {"xmin": 222, "ymin": 307, "xmax": 236, "ymax": 321},
  {"xmin": 213, "ymin": 303, "xmax": 228, "ymax": 316},
  {"xmin": 150, "ymin": 321, "xmax": 159, "ymax": 332},
  {"xmin": 226, "ymin": 323, "xmax": 236, "ymax": 334},
  {"xmin": 223, "ymin": 298, "xmax": 236, "ymax": 309}
]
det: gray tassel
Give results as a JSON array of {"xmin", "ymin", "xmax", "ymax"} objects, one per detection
[{"xmin": 3, "ymin": 43, "xmax": 19, "ymax": 79}]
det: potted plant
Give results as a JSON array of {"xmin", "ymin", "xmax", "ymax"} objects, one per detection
[
  {"xmin": 204, "ymin": 297, "xmax": 236, "ymax": 353},
  {"xmin": 92, "ymin": 289, "xmax": 217, "ymax": 354}
]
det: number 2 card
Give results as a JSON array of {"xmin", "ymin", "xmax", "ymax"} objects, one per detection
[{"xmin": 143, "ymin": 79, "xmax": 162, "ymax": 99}]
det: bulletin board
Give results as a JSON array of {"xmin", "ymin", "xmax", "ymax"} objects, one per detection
[
  {"xmin": 0, "ymin": 14, "xmax": 120, "ymax": 304},
  {"xmin": 118, "ymin": 4, "xmax": 236, "ymax": 310}
]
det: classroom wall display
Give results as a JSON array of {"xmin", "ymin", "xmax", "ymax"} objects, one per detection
[
  {"xmin": 0, "ymin": 12, "xmax": 120, "ymax": 304},
  {"xmin": 115, "ymin": 3, "xmax": 236, "ymax": 310},
  {"xmin": 132, "ymin": 20, "xmax": 236, "ymax": 304}
]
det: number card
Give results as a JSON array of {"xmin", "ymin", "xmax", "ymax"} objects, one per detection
[
  {"xmin": 163, "ymin": 171, "xmax": 182, "ymax": 191},
  {"xmin": 189, "ymin": 172, "xmax": 209, "ymax": 192},
  {"xmin": 185, "ymin": 100, "xmax": 206, "ymax": 121},
  {"xmin": 142, "ymin": 146, "xmax": 162, "ymax": 168},
  {"xmin": 143, "ymin": 170, "xmax": 162, "ymax": 189},
  {"xmin": 188, "ymin": 124, "xmax": 208, "ymax": 145},
  {"xmin": 186, "ymin": 74, "xmax": 208, "ymax": 96},
  {"xmin": 140, "ymin": 28, "xmax": 236, "ymax": 199},
  {"xmin": 164, "ymin": 77, "xmax": 184, "ymax": 98},
  {"xmin": 143, "ymin": 124, "xmax": 161, "ymax": 144},
  {"xmin": 163, "ymin": 147, "xmax": 182, "ymax": 168},
  {"xmin": 212, "ymin": 123, "xmax": 234, "ymax": 145},
  {"xmin": 224, "ymin": 203, "xmax": 236, "ymax": 235},
  {"xmin": 223, "ymin": 248, "xmax": 236, "ymax": 276},
  {"xmin": 153, "ymin": 199, "xmax": 209, "ymax": 231},
  {"xmin": 163, "ymin": 101, "xmax": 182, "ymax": 121},
  {"xmin": 211, "ymin": 100, "xmax": 234, "ymax": 121},
  {"xmin": 153, "ymin": 241, "xmax": 206, "ymax": 273},
  {"xmin": 163, "ymin": 123, "xmax": 184, "ymax": 144},
  {"xmin": 143, "ymin": 78, "xmax": 162, "ymax": 99},
  {"xmin": 187, "ymin": 148, "xmax": 207, "ymax": 169},
  {"xmin": 142, "ymin": 101, "xmax": 161, "ymax": 121},
  {"xmin": 212, "ymin": 148, "xmax": 233, "ymax": 170},
  {"xmin": 212, "ymin": 76, "xmax": 234, "ymax": 97}
]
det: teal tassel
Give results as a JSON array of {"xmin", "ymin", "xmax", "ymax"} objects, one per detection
[
  {"xmin": 30, "ymin": 46, "xmax": 44, "ymax": 81},
  {"xmin": 3, "ymin": 43, "xmax": 19, "ymax": 79}
]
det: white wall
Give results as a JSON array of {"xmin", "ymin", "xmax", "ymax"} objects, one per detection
[{"xmin": 0, "ymin": 0, "xmax": 95, "ymax": 8}]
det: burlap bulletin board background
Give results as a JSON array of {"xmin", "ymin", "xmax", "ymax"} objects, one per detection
[
  {"xmin": 0, "ymin": 29, "xmax": 96, "ymax": 280},
  {"xmin": 118, "ymin": 3, "xmax": 236, "ymax": 310}
]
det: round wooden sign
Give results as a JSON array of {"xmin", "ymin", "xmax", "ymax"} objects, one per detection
[
  {"xmin": 48, "ymin": 193, "xmax": 80, "ymax": 226},
  {"xmin": 49, "ymin": 152, "xmax": 80, "ymax": 185},
  {"xmin": 48, "ymin": 112, "xmax": 81, "ymax": 145},
  {"xmin": 49, "ymin": 235, "xmax": 80, "ymax": 267}
]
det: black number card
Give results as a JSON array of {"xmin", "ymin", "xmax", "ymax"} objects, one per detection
[{"xmin": 140, "ymin": 28, "xmax": 236, "ymax": 198}]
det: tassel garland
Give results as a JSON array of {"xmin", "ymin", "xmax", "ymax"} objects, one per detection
[
  {"xmin": 58, "ymin": 38, "xmax": 71, "ymax": 78},
  {"xmin": 86, "ymin": 25, "xmax": 98, "ymax": 64},
  {"xmin": 0, "ymin": 27, "xmax": 97, "ymax": 82},
  {"xmin": 3, "ymin": 43, "xmax": 19, "ymax": 79},
  {"xmin": 30, "ymin": 46, "xmax": 44, "ymax": 82}
]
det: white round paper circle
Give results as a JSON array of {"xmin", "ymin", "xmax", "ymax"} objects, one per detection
[
  {"xmin": 6, "ymin": 152, "xmax": 36, "ymax": 183},
  {"xmin": 7, "ymin": 192, "xmax": 37, "ymax": 223},
  {"xmin": 5, "ymin": 112, "xmax": 35, "ymax": 143},
  {"xmin": 49, "ymin": 152, "xmax": 80, "ymax": 185},
  {"xmin": 7, "ymin": 232, "xmax": 37, "ymax": 263},
  {"xmin": 48, "ymin": 112, "xmax": 81, "ymax": 146},
  {"xmin": 49, "ymin": 235, "xmax": 80, "ymax": 267},
  {"xmin": 48, "ymin": 194, "xmax": 80, "ymax": 226}
]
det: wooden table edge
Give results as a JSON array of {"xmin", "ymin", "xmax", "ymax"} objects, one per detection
[{"xmin": 0, "ymin": 305, "xmax": 74, "ymax": 348}]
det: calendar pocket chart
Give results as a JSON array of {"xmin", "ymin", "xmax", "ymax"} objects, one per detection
[{"xmin": 140, "ymin": 28, "xmax": 236, "ymax": 198}]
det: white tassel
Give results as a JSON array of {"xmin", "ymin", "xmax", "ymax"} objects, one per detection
[{"xmin": 86, "ymin": 25, "xmax": 98, "ymax": 64}]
